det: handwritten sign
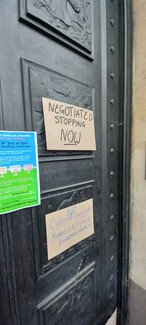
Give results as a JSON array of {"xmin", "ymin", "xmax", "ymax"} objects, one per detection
[
  {"xmin": 42, "ymin": 98, "xmax": 96, "ymax": 151},
  {"xmin": 45, "ymin": 198, "xmax": 94, "ymax": 260}
]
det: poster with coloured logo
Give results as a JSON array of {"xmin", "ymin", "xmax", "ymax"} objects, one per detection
[{"xmin": 0, "ymin": 131, "xmax": 40, "ymax": 214}]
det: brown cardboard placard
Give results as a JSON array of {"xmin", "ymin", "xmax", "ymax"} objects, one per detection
[
  {"xmin": 42, "ymin": 97, "xmax": 96, "ymax": 151},
  {"xmin": 45, "ymin": 198, "xmax": 94, "ymax": 260}
]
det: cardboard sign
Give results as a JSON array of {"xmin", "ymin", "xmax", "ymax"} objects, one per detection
[
  {"xmin": 0, "ymin": 131, "xmax": 40, "ymax": 214},
  {"xmin": 42, "ymin": 97, "xmax": 96, "ymax": 151},
  {"xmin": 45, "ymin": 198, "xmax": 94, "ymax": 260}
]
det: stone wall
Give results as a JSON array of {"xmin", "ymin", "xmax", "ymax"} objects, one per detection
[{"xmin": 128, "ymin": 0, "xmax": 146, "ymax": 324}]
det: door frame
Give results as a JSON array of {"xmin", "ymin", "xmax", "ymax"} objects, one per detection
[{"xmin": 117, "ymin": 0, "xmax": 132, "ymax": 324}]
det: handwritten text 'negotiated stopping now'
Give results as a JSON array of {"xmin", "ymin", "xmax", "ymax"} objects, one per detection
[{"xmin": 42, "ymin": 98, "xmax": 96, "ymax": 151}]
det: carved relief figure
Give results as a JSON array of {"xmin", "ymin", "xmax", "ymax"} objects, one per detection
[
  {"xmin": 32, "ymin": 0, "xmax": 92, "ymax": 50},
  {"xmin": 30, "ymin": 69, "xmax": 92, "ymax": 152}
]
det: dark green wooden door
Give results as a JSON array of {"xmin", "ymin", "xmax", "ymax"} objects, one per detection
[{"xmin": 0, "ymin": 1, "xmax": 121, "ymax": 324}]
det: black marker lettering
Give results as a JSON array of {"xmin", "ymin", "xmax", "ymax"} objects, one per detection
[
  {"xmin": 48, "ymin": 102, "xmax": 55, "ymax": 112},
  {"xmin": 89, "ymin": 113, "xmax": 93, "ymax": 121},
  {"xmin": 61, "ymin": 129, "xmax": 67, "ymax": 142},
  {"xmin": 61, "ymin": 129, "xmax": 81, "ymax": 145},
  {"xmin": 84, "ymin": 112, "xmax": 88, "ymax": 120},
  {"xmin": 55, "ymin": 116, "xmax": 60, "ymax": 123},
  {"xmin": 55, "ymin": 104, "xmax": 59, "ymax": 114}
]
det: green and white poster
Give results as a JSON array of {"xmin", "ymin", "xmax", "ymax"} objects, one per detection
[{"xmin": 0, "ymin": 131, "xmax": 40, "ymax": 214}]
